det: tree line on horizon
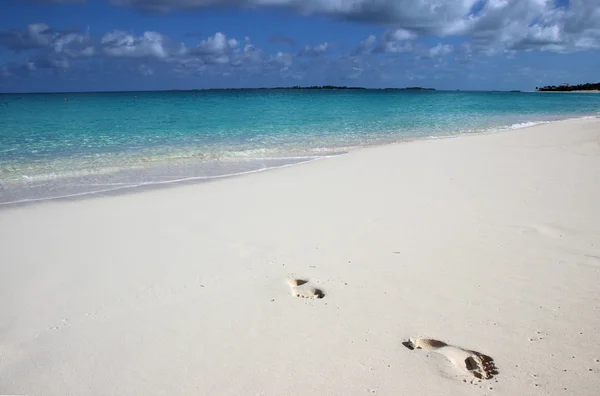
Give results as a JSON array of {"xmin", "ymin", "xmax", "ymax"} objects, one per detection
[
  {"xmin": 172, "ymin": 86, "xmax": 436, "ymax": 91},
  {"xmin": 536, "ymin": 82, "xmax": 600, "ymax": 91}
]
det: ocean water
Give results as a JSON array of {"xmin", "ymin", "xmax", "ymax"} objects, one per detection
[{"xmin": 1, "ymin": 90, "xmax": 600, "ymax": 205}]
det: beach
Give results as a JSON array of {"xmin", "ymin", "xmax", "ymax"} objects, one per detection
[
  {"xmin": 1, "ymin": 117, "xmax": 599, "ymax": 395},
  {"xmin": 3, "ymin": 90, "xmax": 600, "ymax": 206}
]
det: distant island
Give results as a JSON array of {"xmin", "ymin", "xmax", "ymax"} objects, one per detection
[
  {"xmin": 383, "ymin": 87, "xmax": 436, "ymax": 91},
  {"xmin": 186, "ymin": 86, "xmax": 367, "ymax": 91},
  {"xmin": 169, "ymin": 86, "xmax": 436, "ymax": 91},
  {"xmin": 279, "ymin": 85, "xmax": 366, "ymax": 90},
  {"xmin": 274, "ymin": 86, "xmax": 436, "ymax": 91},
  {"xmin": 536, "ymin": 82, "xmax": 600, "ymax": 92},
  {"xmin": 25, "ymin": 87, "xmax": 443, "ymax": 94}
]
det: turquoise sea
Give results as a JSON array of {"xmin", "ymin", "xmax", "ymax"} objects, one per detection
[{"xmin": 1, "ymin": 90, "xmax": 600, "ymax": 205}]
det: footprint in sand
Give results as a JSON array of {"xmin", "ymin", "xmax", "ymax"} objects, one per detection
[
  {"xmin": 288, "ymin": 279, "xmax": 325, "ymax": 299},
  {"xmin": 404, "ymin": 338, "xmax": 497, "ymax": 381}
]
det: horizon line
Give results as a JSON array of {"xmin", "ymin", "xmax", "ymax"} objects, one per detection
[{"xmin": 0, "ymin": 87, "xmax": 534, "ymax": 95}]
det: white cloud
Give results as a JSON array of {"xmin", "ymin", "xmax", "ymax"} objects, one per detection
[
  {"xmin": 467, "ymin": 0, "xmax": 600, "ymax": 54},
  {"xmin": 110, "ymin": 0, "xmax": 600, "ymax": 54},
  {"xmin": 428, "ymin": 43, "xmax": 454, "ymax": 57},
  {"xmin": 3, "ymin": 1, "xmax": 599, "ymax": 86},
  {"xmin": 193, "ymin": 32, "xmax": 228, "ymax": 55},
  {"xmin": 81, "ymin": 46, "xmax": 95, "ymax": 56},
  {"xmin": 269, "ymin": 51, "xmax": 293, "ymax": 67},
  {"xmin": 27, "ymin": 23, "xmax": 54, "ymax": 46},
  {"xmin": 0, "ymin": 23, "xmax": 53, "ymax": 50},
  {"xmin": 0, "ymin": 23, "xmax": 93, "ymax": 75},
  {"xmin": 354, "ymin": 35, "xmax": 376, "ymax": 55},
  {"xmin": 186, "ymin": 32, "xmax": 242, "ymax": 64},
  {"xmin": 354, "ymin": 29, "xmax": 415, "ymax": 54},
  {"xmin": 53, "ymin": 30, "xmax": 93, "ymax": 57},
  {"xmin": 377, "ymin": 30, "xmax": 414, "ymax": 53},
  {"xmin": 228, "ymin": 38, "xmax": 239, "ymax": 48},
  {"xmin": 113, "ymin": 0, "xmax": 479, "ymax": 36},
  {"xmin": 170, "ymin": 34, "xmax": 266, "ymax": 76},
  {"xmin": 0, "ymin": 23, "xmax": 94, "ymax": 57},
  {"xmin": 379, "ymin": 40, "xmax": 412, "ymax": 54},
  {"xmin": 101, "ymin": 30, "xmax": 169, "ymax": 58},
  {"xmin": 53, "ymin": 32, "xmax": 84, "ymax": 53},
  {"xmin": 299, "ymin": 42, "xmax": 329, "ymax": 56},
  {"xmin": 231, "ymin": 42, "xmax": 263, "ymax": 68},
  {"xmin": 387, "ymin": 29, "xmax": 416, "ymax": 41}
]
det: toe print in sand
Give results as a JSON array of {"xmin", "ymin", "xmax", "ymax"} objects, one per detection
[
  {"xmin": 405, "ymin": 338, "xmax": 498, "ymax": 382},
  {"xmin": 288, "ymin": 279, "xmax": 325, "ymax": 299}
]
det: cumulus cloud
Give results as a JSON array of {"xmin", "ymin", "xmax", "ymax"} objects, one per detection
[
  {"xmin": 353, "ymin": 35, "xmax": 376, "ymax": 55},
  {"xmin": 185, "ymin": 32, "xmax": 240, "ymax": 64},
  {"xmin": 101, "ymin": 30, "xmax": 170, "ymax": 58},
  {"xmin": 193, "ymin": 32, "xmax": 234, "ymax": 54},
  {"xmin": 1, "ymin": 25, "xmax": 274, "ymax": 83},
  {"xmin": 230, "ymin": 42, "xmax": 263, "ymax": 69},
  {"xmin": 3, "ymin": 1, "xmax": 599, "ymax": 88},
  {"xmin": 466, "ymin": 0, "xmax": 600, "ymax": 54},
  {"xmin": 385, "ymin": 29, "xmax": 416, "ymax": 42},
  {"xmin": 125, "ymin": 32, "xmax": 267, "ymax": 76},
  {"xmin": 299, "ymin": 42, "xmax": 329, "ymax": 56},
  {"xmin": 0, "ymin": 23, "xmax": 54, "ymax": 51},
  {"xmin": 376, "ymin": 29, "xmax": 415, "ymax": 53},
  {"xmin": 353, "ymin": 29, "xmax": 415, "ymax": 55},
  {"xmin": 0, "ymin": 23, "xmax": 93, "ymax": 77},
  {"xmin": 0, "ymin": 24, "xmax": 93, "ymax": 56},
  {"xmin": 268, "ymin": 51, "xmax": 293, "ymax": 67},
  {"xmin": 428, "ymin": 43, "xmax": 454, "ymax": 57},
  {"xmin": 111, "ymin": 0, "xmax": 477, "ymax": 36},
  {"xmin": 9, "ymin": 1, "xmax": 600, "ymax": 58},
  {"xmin": 54, "ymin": 31, "xmax": 94, "ymax": 57},
  {"xmin": 109, "ymin": 0, "xmax": 600, "ymax": 54}
]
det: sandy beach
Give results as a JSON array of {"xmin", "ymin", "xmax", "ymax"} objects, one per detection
[{"xmin": 1, "ymin": 118, "xmax": 599, "ymax": 395}]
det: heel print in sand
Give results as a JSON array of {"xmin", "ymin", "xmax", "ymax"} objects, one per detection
[
  {"xmin": 288, "ymin": 279, "xmax": 325, "ymax": 299},
  {"xmin": 404, "ymin": 338, "xmax": 497, "ymax": 380}
]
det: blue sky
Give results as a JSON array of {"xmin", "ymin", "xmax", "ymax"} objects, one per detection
[{"xmin": 1, "ymin": 0, "xmax": 599, "ymax": 92}]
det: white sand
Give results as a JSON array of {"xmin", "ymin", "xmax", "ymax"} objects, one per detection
[{"xmin": 1, "ymin": 118, "xmax": 600, "ymax": 395}]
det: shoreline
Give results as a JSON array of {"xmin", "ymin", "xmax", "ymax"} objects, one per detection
[
  {"xmin": 1, "ymin": 117, "xmax": 600, "ymax": 395},
  {"xmin": 1, "ymin": 114, "xmax": 598, "ymax": 207}
]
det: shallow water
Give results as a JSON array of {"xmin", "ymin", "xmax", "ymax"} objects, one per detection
[{"xmin": 1, "ymin": 90, "xmax": 599, "ymax": 204}]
